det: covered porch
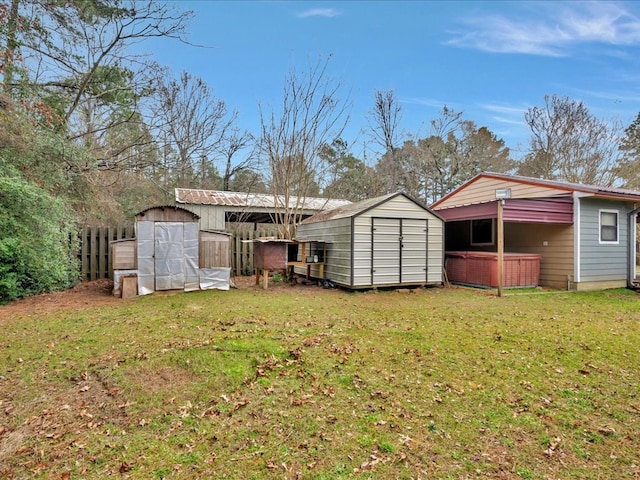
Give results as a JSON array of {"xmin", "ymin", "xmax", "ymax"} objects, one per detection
[{"xmin": 438, "ymin": 195, "xmax": 575, "ymax": 290}]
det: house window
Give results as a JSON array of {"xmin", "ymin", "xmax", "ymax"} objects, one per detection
[
  {"xmin": 599, "ymin": 210, "xmax": 619, "ymax": 244},
  {"xmin": 471, "ymin": 219, "xmax": 494, "ymax": 245}
]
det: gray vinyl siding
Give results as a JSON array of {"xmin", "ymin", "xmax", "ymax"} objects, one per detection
[{"xmin": 579, "ymin": 198, "xmax": 631, "ymax": 282}]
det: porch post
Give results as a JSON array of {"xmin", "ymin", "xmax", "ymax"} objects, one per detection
[
  {"xmin": 497, "ymin": 199, "xmax": 504, "ymax": 297},
  {"xmin": 629, "ymin": 208, "xmax": 640, "ymax": 287}
]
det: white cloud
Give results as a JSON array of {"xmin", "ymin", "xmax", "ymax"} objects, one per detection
[
  {"xmin": 297, "ymin": 8, "xmax": 341, "ymax": 18},
  {"xmin": 401, "ymin": 96, "xmax": 446, "ymax": 108},
  {"xmin": 478, "ymin": 103, "xmax": 530, "ymax": 148},
  {"xmin": 572, "ymin": 87, "xmax": 640, "ymax": 103},
  {"xmin": 480, "ymin": 103, "xmax": 528, "ymax": 121},
  {"xmin": 446, "ymin": 1, "xmax": 640, "ymax": 56}
]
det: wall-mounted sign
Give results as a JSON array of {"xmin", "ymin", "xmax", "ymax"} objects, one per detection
[{"xmin": 495, "ymin": 188, "xmax": 511, "ymax": 199}]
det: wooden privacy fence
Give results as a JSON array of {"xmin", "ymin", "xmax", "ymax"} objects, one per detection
[
  {"xmin": 79, "ymin": 224, "xmax": 279, "ymax": 282},
  {"xmin": 79, "ymin": 225, "xmax": 135, "ymax": 281},
  {"xmin": 230, "ymin": 226, "xmax": 279, "ymax": 277}
]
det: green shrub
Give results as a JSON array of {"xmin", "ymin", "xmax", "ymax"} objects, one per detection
[{"xmin": 0, "ymin": 174, "xmax": 80, "ymax": 303}]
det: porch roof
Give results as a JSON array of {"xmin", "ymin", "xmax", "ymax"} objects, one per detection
[{"xmin": 436, "ymin": 195, "xmax": 574, "ymax": 224}]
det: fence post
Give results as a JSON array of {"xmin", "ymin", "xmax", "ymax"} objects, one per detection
[{"xmin": 81, "ymin": 226, "xmax": 89, "ymax": 281}]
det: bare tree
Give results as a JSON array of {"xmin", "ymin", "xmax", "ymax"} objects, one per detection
[
  {"xmin": 258, "ymin": 56, "xmax": 349, "ymax": 238},
  {"xmin": 368, "ymin": 90, "xmax": 402, "ymax": 153},
  {"xmin": 367, "ymin": 89, "xmax": 402, "ymax": 192},
  {"xmin": 151, "ymin": 70, "xmax": 234, "ymax": 189},
  {"xmin": 218, "ymin": 128, "xmax": 255, "ymax": 191},
  {"xmin": 379, "ymin": 106, "xmax": 513, "ymax": 204},
  {"xmin": 518, "ymin": 95, "xmax": 621, "ymax": 186},
  {"xmin": 1, "ymin": 0, "xmax": 20, "ymax": 95},
  {"xmin": 1, "ymin": 1, "xmax": 192, "ymax": 172}
]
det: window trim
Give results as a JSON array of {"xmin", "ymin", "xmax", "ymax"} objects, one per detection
[
  {"xmin": 470, "ymin": 218, "xmax": 495, "ymax": 246},
  {"xmin": 599, "ymin": 209, "xmax": 619, "ymax": 245}
]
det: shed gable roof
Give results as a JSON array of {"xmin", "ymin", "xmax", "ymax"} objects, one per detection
[
  {"xmin": 175, "ymin": 188, "xmax": 351, "ymax": 211},
  {"xmin": 300, "ymin": 192, "xmax": 440, "ymax": 224}
]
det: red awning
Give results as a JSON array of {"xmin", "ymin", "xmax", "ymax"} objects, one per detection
[{"xmin": 436, "ymin": 195, "xmax": 573, "ymax": 224}]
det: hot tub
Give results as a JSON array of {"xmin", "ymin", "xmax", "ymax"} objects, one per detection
[{"xmin": 445, "ymin": 251, "xmax": 541, "ymax": 288}]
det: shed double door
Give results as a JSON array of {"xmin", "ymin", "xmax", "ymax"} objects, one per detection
[{"xmin": 371, "ymin": 218, "xmax": 428, "ymax": 285}]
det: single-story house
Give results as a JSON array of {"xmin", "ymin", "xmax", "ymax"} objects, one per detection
[
  {"xmin": 296, "ymin": 192, "xmax": 444, "ymax": 289},
  {"xmin": 430, "ymin": 172, "xmax": 640, "ymax": 291},
  {"xmin": 175, "ymin": 188, "xmax": 351, "ymax": 231}
]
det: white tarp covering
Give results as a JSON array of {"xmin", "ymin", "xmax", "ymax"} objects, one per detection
[
  {"xmin": 137, "ymin": 221, "xmax": 201, "ymax": 294},
  {"xmin": 133, "ymin": 218, "xmax": 220, "ymax": 295},
  {"xmin": 184, "ymin": 222, "xmax": 200, "ymax": 291},
  {"xmin": 154, "ymin": 222, "xmax": 185, "ymax": 291},
  {"xmin": 199, "ymin": 267, "xmax": 231, "ymax": 291},
  {"xmin": 113, "ymin": 269, "xmax": 137, "ymax": 295},
  {"xmin": 137, "ymin": 220, "xmax": 155, "ymax": 295}
]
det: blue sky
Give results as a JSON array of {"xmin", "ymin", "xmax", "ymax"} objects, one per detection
[{"xmin": 151, "ymin": 1, "xmax": 640, "ymax": 160}]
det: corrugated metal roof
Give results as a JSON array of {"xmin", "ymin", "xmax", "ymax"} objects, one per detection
[
  {"xmin": 175, "ymin": 189, "xmax": 351, "ymax": 211},
  {"xmin": 250, "ymin": 237, "xmax": 295, "ymax": 243},
  {"xmin": 300, "ymin": 192, "xmax": 397, "ymax": 224}
]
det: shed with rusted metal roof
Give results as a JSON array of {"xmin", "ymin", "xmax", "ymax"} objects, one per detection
[
  {"xmin": 174, "ymin": 188, "xmax": 351, "ymax": 231},
  {"xmin": 296, "ymin": 192, "xmax": 444, "ymax": 289}
]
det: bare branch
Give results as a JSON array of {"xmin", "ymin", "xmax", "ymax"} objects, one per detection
[{"xmin": 258, "ymin": 56, "xmax": 350, "ymax": 238}]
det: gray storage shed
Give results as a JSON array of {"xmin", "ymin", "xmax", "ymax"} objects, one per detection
[{"xmin": 296, "ymin": 192, "xmax": 444, "ymax": 289}]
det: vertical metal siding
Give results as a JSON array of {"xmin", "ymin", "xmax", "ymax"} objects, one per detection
[
  {"xmin": 360, "ymin": 195, "xmax": 443, "ymax": 287},
  {"xmin": 352, "ymin": 219, "xmax": 373, "ymax": 287},
  {"xmin": 371, "ymin": 217, "xmax": 401, "ymax": 285},
  {"xmin": 401, "ymin": 219, "xmax": 429, "ymax": 283},
  {"xmin": 350, "ymin": 216, "xmax": 355, "ymax": 287},
  {"xmin": 136, "ymin": 220, "xmax": 155, "ymax": 295},
  {"xmin": 177, "ymin": 204, "xmax": 225, "ymax": 230}
]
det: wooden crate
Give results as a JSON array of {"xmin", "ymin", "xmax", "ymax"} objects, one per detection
[
  {"xmin": 121, "ymin": 275, "xmax": 138, "ymax": 298},
  {"xmin": 111, "ymin": 239, "xmax": 136, "ymax": 270}
]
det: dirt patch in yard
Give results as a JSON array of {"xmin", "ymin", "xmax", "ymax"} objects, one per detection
[
  {"xmin": 0, "ymin": 274, "xmax": 324, "ymax": 321},
  {"xmin": 0, "ymin": 279, "xmax": 120, "ymax": 321}
]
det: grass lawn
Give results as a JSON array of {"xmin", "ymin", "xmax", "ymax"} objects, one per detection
[{"xmin": 1, "ymin": 283, "xmax": 639, "ymax": 479}]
